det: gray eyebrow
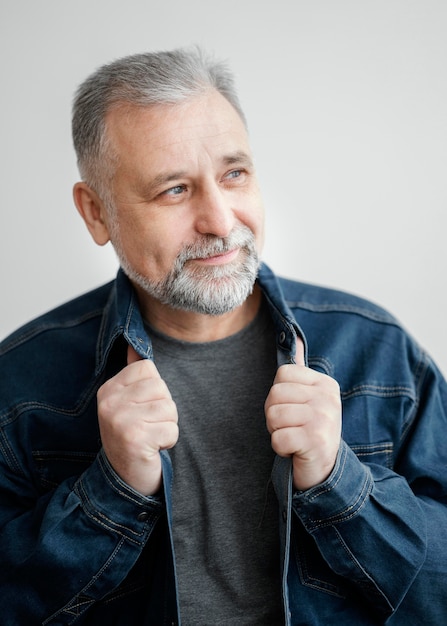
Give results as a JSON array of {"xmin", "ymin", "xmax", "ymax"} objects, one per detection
[{"xmin": 136, "ymin": 150, "xmax": 254, "ymax": 197}]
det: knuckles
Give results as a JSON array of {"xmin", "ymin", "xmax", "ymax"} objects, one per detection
[
  {"xmin": 264, "ymin": 369, "xmax": 342, "ymax": 454},
  {"xmin": 98, "ymin": 358, "xmax": 177, "ymax": 494},
  {"xmin": 97, "ymin": 365, "xmax": 175, "ymax": 424}
]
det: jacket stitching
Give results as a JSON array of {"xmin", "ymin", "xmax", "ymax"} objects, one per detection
[
  {"xmin": 0, "ymin": 377, "xmax": 101, "ymax": 428},
  {"xmin": 74, "ymin": 478, "xmax": 149, "ymax": 542},
  {"xmin": 400, "ymin": 352, "xmax": 428, "ymax": 444},
  {"xmin": 286, "ymin": 300, "xmax": 398, "ymax": 326},
  {"xmin": 341, "ymin": 384, "xmax": 415, "ymax": 400},
  {"xmin": 332, "ymin": 526, "xmax": 394, "ymax": 610},
  {"xmin": 0, "ymin": 310, "xmax": 104, "ymax": 355},
  {"xmin": 43, "ymin": 537, "xmax": 126, "ymax": 623},
  {"xmin": 303, "ymin": 470, "xmax": 373, "ymax": 530}
]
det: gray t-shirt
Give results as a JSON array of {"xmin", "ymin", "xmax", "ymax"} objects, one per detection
[{"xmin": 148, "ymin": 299, "xmax": 284, "ymax": 625}]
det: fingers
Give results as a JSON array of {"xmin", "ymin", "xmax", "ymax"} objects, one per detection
[
  {"xmin": 265, "ymin": 365, "xmax": 327, "ymax": 434},
  {"xmin": 104, "ymin": 347, "xmax": 166, "ymax": 391},
  {"xmin": 265, "ymin": 363, "xmax": 342, "ymax": 491},
  {"xmin": 265, "ymin": 364, "xmax": 341, "ymax": 435},
  {"xmin": 98, "ymin": 354, "xmax": 176, "ymax": 430},
  {"xmin": 97, "ymin": 345, "xmax": 178, "ymax": 496},
  {"xmin": 272, "ymin": 363, "xmax": 319, "ymax": 386},
  {"xmin": 265, "ymin": 401, "xmax": 313, "ymax": 435}
]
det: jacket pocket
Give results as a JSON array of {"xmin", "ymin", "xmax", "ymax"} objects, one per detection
[
  {"xmin": 291, "ymin": 441, "xmax": 394, "ymax": 599},
  {"xmin": 348, "ymin": 441, "xmax": 394, "ymax": 469},
  {"xmin": 32, "ymin": 450, "xmax": 97, "ymax": 490},
  {"xmin": 292, "ymin": 516, "xmax": 347, "ymax": 598}
]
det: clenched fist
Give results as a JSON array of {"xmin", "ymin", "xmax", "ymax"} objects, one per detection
[
  {"xmin": 265, "ymin": 363, "xmax": 342, "ymax": 491},
  {"xmin": 97, "ymin": 345, "xmax": 179, "ymax": 496}
]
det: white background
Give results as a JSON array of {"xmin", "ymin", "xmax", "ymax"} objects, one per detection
[{"xmin": 1, "ymin": 1, "xmax": 446, "ymax": 374}]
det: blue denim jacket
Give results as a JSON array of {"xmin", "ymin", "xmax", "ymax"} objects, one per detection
[{"xmin": 0, "ymin": 263, "xmax": 446, "ymax": 625}]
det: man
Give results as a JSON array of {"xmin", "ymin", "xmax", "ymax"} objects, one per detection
[{"xmin": 0, "ymin": 48, "xmax": 445, "ymax": 626}]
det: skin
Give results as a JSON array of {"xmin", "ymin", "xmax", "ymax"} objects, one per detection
[{"xmin": 73, "ymin": 89, "xmax": 342, "ymax": 496}]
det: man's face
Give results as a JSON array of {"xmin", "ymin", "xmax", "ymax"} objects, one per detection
[{"xmin": 102, "ymin": 89, "xmax": 265, "ymax": 316}]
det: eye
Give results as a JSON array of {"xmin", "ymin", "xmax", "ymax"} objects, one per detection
[
  {"xmin": 163, "ymin": 184, "xmax": 187, "ymax": 196},
  {"xmin": 226, "ymin": 169, "xmax": 243, "ymax": 179},
  {"xmin": 223, "ymin": 169, "xmax": 248, "ymax": 184}
]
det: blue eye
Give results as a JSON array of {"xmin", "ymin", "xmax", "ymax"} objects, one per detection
[
  {"xmin": 227, "ymin": 169, "xmax": 242, "ymax": 179},
  {"xmin": 165, "ymin": 184, "xmax": 186, "ymax": 196}
]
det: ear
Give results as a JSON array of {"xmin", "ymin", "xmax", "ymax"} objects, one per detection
[{"xmin": 73, "ymin": 182, "xmax": 111, "ymax": 246}]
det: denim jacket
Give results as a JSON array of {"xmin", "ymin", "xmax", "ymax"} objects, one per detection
[{"xmin": 0, "ymin": 263, "xmax": 446, "ymax": 625}]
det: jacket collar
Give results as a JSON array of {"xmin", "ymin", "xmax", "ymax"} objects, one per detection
[
  {"xmin": 95, "ymin": 263, "xmax": 307, "ymax": 375},
  {"xmin": 95, "ymin": 269, "xmax": 151, "ymax": 375},
  {"xmin": 257, "ymin": 263, "xmax": 308, "ymax": 365}
]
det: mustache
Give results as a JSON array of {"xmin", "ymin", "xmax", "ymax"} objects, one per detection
[{"xmin": 176, "ymin": 226, "xmax": 256, "ymax": 264}]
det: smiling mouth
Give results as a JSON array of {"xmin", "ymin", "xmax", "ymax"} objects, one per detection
[{"xmin": 191, "ymin": 248, "xmax": 240, "ymax": 266}]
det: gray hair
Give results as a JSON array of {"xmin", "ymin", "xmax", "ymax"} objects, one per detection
[{"xmin": 72, "ymin": 46, "xmax": 246, "ymax": 199}]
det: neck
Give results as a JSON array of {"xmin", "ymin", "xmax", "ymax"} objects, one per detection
[{"xmin": 136, "ymin": 284, "xmax": 262, "ymax": 343}]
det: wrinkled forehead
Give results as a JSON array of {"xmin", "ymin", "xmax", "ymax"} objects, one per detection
[
  {"xmin": 102, "ymin": 93, "xmax": 252, "ymax": 186},
  {"xmin": 105, "ymin": 90, "xmax": 248, "ymax": 152}
]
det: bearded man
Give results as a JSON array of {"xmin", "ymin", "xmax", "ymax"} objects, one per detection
[{"xmin": 0, "ymin": 47, "xmax": 446, "ymax": 625}]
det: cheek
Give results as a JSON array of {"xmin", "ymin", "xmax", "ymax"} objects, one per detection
[{"xmin": 122, "ymin": 219, "xmax": 189, "ymax": 275}]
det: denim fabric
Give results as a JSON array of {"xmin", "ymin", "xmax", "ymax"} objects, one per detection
[{"xmin": 0, "ymin": 263, "xmax": 446, "ymax": 625}]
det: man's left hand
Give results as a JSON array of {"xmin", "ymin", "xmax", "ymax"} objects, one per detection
[{"xmin": 265, "ymin": 363, "xmax": 342, "ymax": 491}]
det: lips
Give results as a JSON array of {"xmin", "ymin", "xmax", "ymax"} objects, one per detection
[{"xmin": 192, "ymin": 248, "xmax": 240, "ymax": 265}]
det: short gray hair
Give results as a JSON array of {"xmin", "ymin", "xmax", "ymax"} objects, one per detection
[{"xmin": 72, "ymin": 46, "xmax": 246, "ymax": 199}]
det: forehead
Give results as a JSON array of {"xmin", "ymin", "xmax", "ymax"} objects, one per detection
[{"xmin": 105, "ymin": 90, "xmax": 251, "ymax": 168}]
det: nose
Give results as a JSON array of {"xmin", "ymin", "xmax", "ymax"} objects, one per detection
[{"xmin": 194, "ymin": 181, "xmax": 235, "ymax": 238}]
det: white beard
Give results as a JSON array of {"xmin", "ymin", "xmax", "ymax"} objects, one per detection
[{"xmin": 113, "ymin": 224, "xmax": 260, "ymax": 316}]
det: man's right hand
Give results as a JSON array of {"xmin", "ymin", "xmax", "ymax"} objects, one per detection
[{"xmin": 97, "ymin": 345, "xmax": 179, "ymax": 496}]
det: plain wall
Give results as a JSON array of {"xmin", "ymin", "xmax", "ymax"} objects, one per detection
[{"xmin": 1, "ymin": 0, "xmax": 446, "ymax": 374}]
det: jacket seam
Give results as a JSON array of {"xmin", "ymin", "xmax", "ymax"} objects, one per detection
[
  {"xmin": 0, "ymin": 429, "xmax": 25, "ymax": 476},
  {"xmin": 97, "ymin": 451, "xmax": 163, "ymax": 508},
  {"xmin": 332, "ymin": 526, "xmax": 394, "ymax": 611},
  {"xmin": 0, "ymin": 309, "xmax": 104, "ymax": 355},
  {"xmin": 43, "ymin": 536, "xmax": 126, "ymax": 624},
  {"xmin": 0, "ymin": 377, "xmax": 102, "ymax": 428},
  {"xmin": 400, "ymin": 351, "xmax": 428, "ymax": 444},
  {"xmin": 308, "ymin": 471, "xmax": 372, "ymax": 529},
  {"xmin": 299, "ymin": 456, "xmax": 373, "ymax": 530},
  {"xmin": 286, "ymin": 300, "xmax": 399, "ymax": 326},
  {"xmin": 74, "ymin": 478, "xmax": 153, "ymax": 543},
  {"xmin": 341, "ymin": 384, "xmax": 416, "ymax": 401}
]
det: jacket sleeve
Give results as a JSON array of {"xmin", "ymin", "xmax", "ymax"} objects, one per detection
[
  {"xmin": 291, "ymin": 352, "xmax": 447, "ymax": 622},
  {"xmin": 0, "ymin": 445, "xmax": 164, "ymax": 624}
]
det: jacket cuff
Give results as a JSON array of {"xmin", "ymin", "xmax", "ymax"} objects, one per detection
[
  {"xmin": 74, "ymin": 448, "xmax": 164, "ymax": 545},
  {"xmin": 292, "ymin": 440, "xmax": 373, "ymax": 531}
]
